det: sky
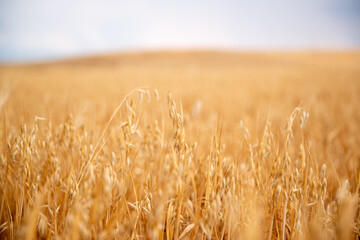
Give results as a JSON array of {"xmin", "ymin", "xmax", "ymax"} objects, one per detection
[{"xmin": 0, "ymin": 0, "xmax": 360, "ymax": 63}]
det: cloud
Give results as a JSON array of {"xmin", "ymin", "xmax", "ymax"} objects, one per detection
[{"xmin": 0, "ymin": 0, "xmax": 359, "ymax": 62}]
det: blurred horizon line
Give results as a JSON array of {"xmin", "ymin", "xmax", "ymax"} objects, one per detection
[{"xmin": 2, "ymin": 46, "xmax": 360, "ymax": 65}]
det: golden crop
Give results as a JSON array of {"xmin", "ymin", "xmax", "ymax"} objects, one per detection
[{"xmin": 0, "ymin": 51, "xmax": 359, "ymax": 239}]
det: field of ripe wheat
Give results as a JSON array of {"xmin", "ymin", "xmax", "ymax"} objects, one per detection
[{"xmin": 0, "ymin": 51, "xmax": 359, "ymax": 239}]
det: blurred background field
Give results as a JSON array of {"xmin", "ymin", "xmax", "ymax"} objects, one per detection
[{"xmin": 2, "ymin": 51, "xmax": 359, "ymax": 124}]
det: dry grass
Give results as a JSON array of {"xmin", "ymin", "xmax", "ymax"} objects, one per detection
[{"xmin": 0, "ymin": 51, "xmax": 359, "ymax": 239}]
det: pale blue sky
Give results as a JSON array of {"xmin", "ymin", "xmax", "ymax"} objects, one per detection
[{"xmin": 0, "ymin": 0, "xmax": 359, "ymax": 62}]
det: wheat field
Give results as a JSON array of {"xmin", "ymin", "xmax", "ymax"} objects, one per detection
[{"xmin": 0, "ymin": 51, "xmax": 359, "ymax": 239}]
